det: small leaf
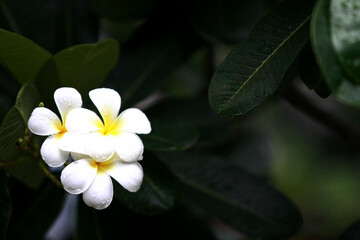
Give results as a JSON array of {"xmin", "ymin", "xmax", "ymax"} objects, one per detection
[
  {"xmin": 0, "ymin": 29, "xmax": 51, "ymax": 84},
  {"xmin": 208, "ymin": 0, "xmax": 314, "ymax": 117},
  {"xmin": 0, "ymin": 173, "xmax": 11, "ymax": 240},
  {"xmin": 338, "ymin": 220, "xmax": 360, "ymax": 240},
  {"xmin": 114, "ymin": 155, "xmax": 181, "ymax": 215},
  {"xmin": 141, "ymin": 119, "xmax": 198, "ymax": 151},
  {"xmin": 160, "ymin": 152, "xmax": 303, "ymax": 239},
  {"xmin": 330, "ymin": 0, "xmax": 360, "ymax": 84},
  {"xmin": 53, "ymin": 39, "xmax": 119, "ymax": 97},
  {"xmin": 0, "ymin": 84, "xmax": 44, "ymax": 188},
  {"xmin": 90, "ymin": 0, "xmax": 159, "ymax": 21},
  {"xmin": 10, "ymin": 183, "xmax": 64, "ymax": 239}
]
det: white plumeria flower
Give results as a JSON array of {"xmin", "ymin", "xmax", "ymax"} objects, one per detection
[
  {"xmin": 59, "ymin": 88, "xmax": 151, "ymax": 163},
  {"xmin": 27, "ymin": 88, "xmax": 82, "ymax": 167},
  {"xmin": 61, "ymin": 152, "xmax": 143, "ymax": 210}
]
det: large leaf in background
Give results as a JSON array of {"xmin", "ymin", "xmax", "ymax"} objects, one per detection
[
  {"xmin": 107, "ymin": 6, "xmax": 201, "ymax": 107},
  {"xmin": 208, "ymin": 0, "xmax": 314, "ymax": 117},
  {"xmin": 160, "ymin": 152, "xmax": 303, "ymax": 239},
  {"xmin": 141, "ymin": 119, "xmax": 198, "ymax": 151},
  {"xmin": 330, "ymin": 0, "xmax": 360, "ymax": 84},
  {"xmin": 53, "ymin": 39, "xmax": 119, "ymax": 97},
  {"xmin": 311, "ymin": 0, "xmax": 360, "ymax": 108},
  {"xmin": 181, "ymin": 0, "xmax": 265, "ymax": 44},
  {"xmin": 339, "ymin": 220, "xmax": 360, "ymax": 240},
  {"xmin": 10, "ymin": 183, "xmax": 64, "ymax": 239},
  {"xmin": 0, "ymin": 174, "xmax": 11, "ymax": 240},
  {"xmin": 0, "ymin": 84, "xmax": 44, "ymax": 189},
  {"xmin": 114, "ymin": 156, "xmax": 181, "ymax": 215},
  {"xmin": 0, "ymin": 29, "xmax": 51, "ymax": 84},
  {"xmin": 91, "ymin": 0, "xmax": 159, "ymax": 21}
]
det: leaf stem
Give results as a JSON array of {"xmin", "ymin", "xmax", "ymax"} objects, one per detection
[
  {"xmin": 0, "ymin": 1, "xmax": 21, "ymax": 34},
  {"xmin": 38, "ymin": 160, "xmax": 63, "ymax": 188},
  {"xmin": 283, "ymin": 82, "xmax": 360, "ymax": 146}
]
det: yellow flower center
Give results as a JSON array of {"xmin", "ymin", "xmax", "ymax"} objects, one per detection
[{"xmin": 57, "ymin": 124, "xmax": 67, "ymax": 139}]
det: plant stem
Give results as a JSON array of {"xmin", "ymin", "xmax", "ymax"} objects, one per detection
[
  {"xmin": 38, "ymin": 160, "xmax": 63, "ymax": 188},
  {"xmin": 283, "ymin": 83, "xmax": 360, "ymax": 146}
]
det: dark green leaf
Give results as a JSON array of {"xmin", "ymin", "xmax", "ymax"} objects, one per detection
[
  {"xmin": 0, "ymin": 84, "xmax": 44, "ymax": 188},
  {"xmin": 160, "ymin": 152, "xmax": 303, "ymax": 239},
  {"xmin": 181, "ymin": 0, "xmax": 265, "ymax": 44},
  {"xmin": 114, "ymin": 155, "xmax": 181, "ymax": 215},
  {"xmin": 141, "ymin": 119, "xmax": 198, "ymax": 151},
  {"xmin": 53, "ymin": 39, "xmax": 119, "ymax": 97},
  {"xmin": 0, "ymin": 29, "xmax": 51, "ymax": 84},
  {"xmin": 311, "ymin": 0, "xmax": 344, "ymax": 91},
  {"xmin": 311, "ymin": 0, "xmax": 360, "ymax": 107},
  {"xmin": 0, "ymin": 173, "xmax": 11, "ymax": 240},
  {"xmin": 330, "ymin": 0, "xmax": 360, "ymax": 84},
  {"xmin": 11, "ymin": 183, "xmax": 64, "ymax": 239},
  {"xmin": 90, "ymin": 0, "xmax": 159, "ymax": 21},
  {"xmin": 208, "ymin": 0, "xmax": 314, "ymax": 117},
  {"xmin": 338, "ymin": 220, "xmax": 360, "ymax": 240}
]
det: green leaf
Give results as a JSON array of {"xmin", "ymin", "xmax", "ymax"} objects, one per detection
[
  {"xmin": 90, "ymin": 0, "xmax": 159, "ymax": 21},
  {"xmin": 0, "ymin": 173, "xmax": 11, "ymax": 240},
  {"xmin": 161, "ymin": 152, "xmax": 303, "ymax": 239},
  {"xmin": 141, "ymin": 119, "xmax": 198, "ymax": 151},
  {"xmin": 311, "ymin": 0, "xmax": 344, "ymax": 91},
  {"xmin": 330, "ymin": 0, "xmax": 360, "ymax": 84},
  {"xmin": 114, "ymin": 156, "xmax": 181, "ymax": 215},
  {"xmin": 338, "ymin": 220, "xmax": 360, "ymax": 240},
  {"xmin": 0, "ymin": 29, "xmax": 51, "ymax": 84},
  {"xmin": 311, "ymin": 0, "xmax": 360, "ymax": 107},
  {"xmin": 0, "ymin": 84, "xmax": 44, "ymax": 188},
  {"xmin": 208, "ymin": 0, "xmax": 314, "ymax": 117},
  {"xmin": 53, "ymin": 39, "xmax": 119, "ymax": 97},
  {"xmin": 10, "ymin": 183, "xmax": 64, "ymax": 239}
]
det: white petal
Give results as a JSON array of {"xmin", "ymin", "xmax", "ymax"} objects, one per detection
[
  {"xmin": 116, "ymin": 108, "xmax": 151, "ymax": 134},
  {"xmin": 89, "ymin": 88, "xmax": 121, "ymax": 126},
  {"xmin": 82, "ymin": 170, "xmax": 113, "ymax": 210},
  {"xmin": 60, "ymin": 159, "xmax": 97, "ymax": 194},
  {"xmin": 40, "ymin": 135, "xmax": 69, "ymax": 167},
  {"xmin": 54, "ymin": 87, "xmax": 82, "ymax": 122},
  {"xmin": 84, "ymin": 132, "xmax": 115, "ymax": 162},
  {"xmin": 102, "ymin": 161, "xmax": 143, "ymax": 192},
  {"xmin": 27, "ymin": 107, "xmax": 61, "ymax": 136},
  {"xmin": 65, "ymin": 108, "xmax": 102, "ymax": 133},
  {"xmin": 70, "ymin": 152, "xmax": 91, "ymax": 161},
  {"xmin": 58, "ymin": 132, "xmax": 88, "ymax": 155},
  {"xmin": 115, "ymin": 132, "xmax": 144, "ymax": 162}
]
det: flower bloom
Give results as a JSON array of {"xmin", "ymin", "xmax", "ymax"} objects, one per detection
[
  {"xmin": 61, "ymin": 152, "xmax": 143, "ymax": 210},
  {"xmin": 59, "ymin": 88, "xmax": 151, "ymax": 163},
  {"xmin": 27, "ymin": 88, "xmax": 82, "ymax": 167}
]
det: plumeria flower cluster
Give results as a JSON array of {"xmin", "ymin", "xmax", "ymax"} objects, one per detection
[{"xmin": 28, "ymin": 87, "xmax": 151, "ymax": 210}]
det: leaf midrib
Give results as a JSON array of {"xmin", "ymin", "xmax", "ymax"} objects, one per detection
[{"xmin": 224, "ymin": 15, "xmax": 312, "ymax": 109}]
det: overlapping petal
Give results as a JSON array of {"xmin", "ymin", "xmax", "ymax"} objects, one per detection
[
  {"xmin": 115, "ymin": 108, "xmax": 151, "ymax": 134},
  {"xmin": 82, "ymin": 169, "xmax": 113, "ymax": 210},
  {"xmin": 60, "ymin": 159, "xmax": 98, "ymax": 194},
  {"xmin": 40, "ymin": 135, "xmax": 69, "ymax": 167},
  {"xmin": 84, "ymin": 132, "xmax": 116, "ymax": 162},
  {"xmin": 54, "ymin": 87, "xmax": 82, "ymax": 121},
  {"xmin": 89, "ymin": 88, "xmax": 121, "ymax": 126},
  {"xmin": 65, "ymin": 108, "xmax": 103, "ymax": 133},
  {"xmin": 115, "ymin": 132, "xmax": 144, "ymax": 162},
  {"xmin": 103, "ymin": 160, "xmax": 143, "ymax": 192},
  {"xmin": 28, "ymin": 107, "xmax": 61, "ymax": 136}
]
